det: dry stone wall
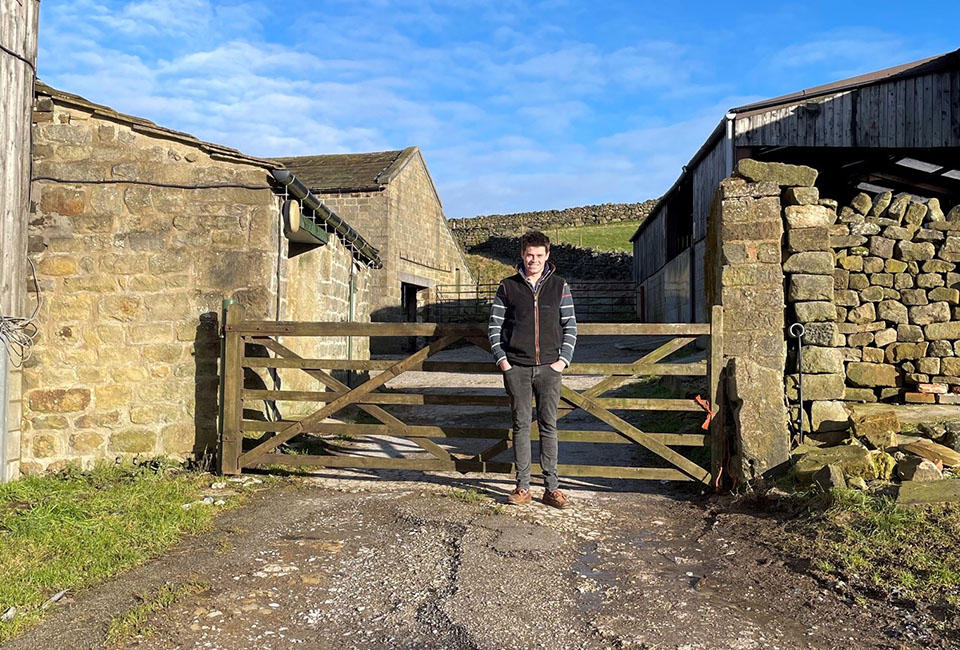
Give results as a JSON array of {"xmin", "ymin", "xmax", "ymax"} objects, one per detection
[
  {"xmin": 448, "ymin": 200, "xmax": 657, "ymax": 248},
  {"xmin": 785, "ymin": 184, "xmax": 960, "ymax": 423}
]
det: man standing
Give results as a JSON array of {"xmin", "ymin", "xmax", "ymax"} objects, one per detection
[{"xmin": 488, "ymin": 231, "xmax": 577, "ymax": 508}]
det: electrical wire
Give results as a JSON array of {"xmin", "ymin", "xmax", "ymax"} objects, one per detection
[
  {"xmin": 0, "ymin": 42, "xmax": 37, "ymax": 74},
  {"xmin": 0, "ymin": 258, "xmax": 42, "ymax": 368},
  {"xmin": 31, "ymin": 176, "xmax": 274, "ymax": 191}
]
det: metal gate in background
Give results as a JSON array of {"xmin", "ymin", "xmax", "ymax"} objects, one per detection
[{"xmin": 431, "ymin": 281, "xmax": 637, "ymax": 323}]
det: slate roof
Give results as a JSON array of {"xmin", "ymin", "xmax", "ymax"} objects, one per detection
[{"xmin": 273, "ymin": 148, "xmax": 417, "ymax": 193}]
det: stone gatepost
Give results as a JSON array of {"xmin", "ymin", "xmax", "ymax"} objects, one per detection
[{"xmin": 707, "ymin": 171, "xmax": 790, "ymax": 482}]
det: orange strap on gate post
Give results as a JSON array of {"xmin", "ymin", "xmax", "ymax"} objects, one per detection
[{"xmin": 694, "ymin": 395, "xmax": 714, "ymax": 430}]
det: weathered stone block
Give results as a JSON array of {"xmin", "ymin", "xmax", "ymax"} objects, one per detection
[
  {"xmin": 925, "ymin": 322, "xmax": 960, "ymax": 340},
  {"xmin": 929, "ymin": 340, "xmax": 955, "ymax": 357},
  {"xmin": 789, "ymin": 274, "xmax": 834, "ymax": 301},
  {"xmin": 917, "ymin": 357, "xmax": 941, "ymax": 375},
  {"xmin": 904, "ymin": 201, "xmax": 928, "ymax": 227},
  {"xmin": 877, "ymin": 300, "xmax": 908, "ymax": 323},
  {"xmin": 737, "ymin": 159, "xmax": 817, "ymax": 187},
  {"xmin": 847, "ymin": 362, "xmax": 899, "ymax": 387},
  {"xmin": 849, "ymin": 192, "xmax": 872, "ymax": 215},
  {"xmin": 940, "ymin": 357, "xmax": 960, "ymax": 375},
  {"xmin": 848, "ymin": 332, "xmax": 874, "ymax": 347},
  {"xmin": 786, "ymin": 227, "xmax": 830, "ymax": 252},
  {"xmin": 894, "ymin": 273, "xmax": 914, "ymax": 290},
  {"xmin": 794, "ymin": 301, "xmax": 837, "ymax": 323},
  {"xmin": 862, "ymin": 257, "xmax": 884, "ymax": 273},
  {"xmin": 831, "ymin": 235, "xmax": 867, "ymax": 249},
  {"xmin": 869, "ymin": 236, "xmax": 894, "ymax": 258},
  {"xmin": 785, "ymin": 205, "xmax": 837, "ymax": 229},
  {"xmin": 929, "ymin": 287, "xmax": 960, "ymax": 304},
  {"xmin": 835, "ymin": 289, "xmax": 859, "ymax": 307},
  {"xmin": 915, "ymin": 228, "xmax": 944, "ymax": 242},
  {"xmin": 896, "ymin": 240, "xmax": 936, "ymax": 261},
  {"xmin": 834, "ymin": 268, "xmax": 849, "ymax": 290},
  {"xmin": 783, "ymin": 251, "xmax": 834, "ymax": 275},
  {"xmin": 793, "ymin": 444, "xmax": 877, "ymax": 483},
  {"xmin": 810, "ymin": 401, "xmax": 850, "ymax": 433},
  {"xmin": 852, "ymin": 411, "xmax": 899, "ymax": 450},
  {"xmin": 874, "ymin": 328, "xmax": 897, "ymax": 347},
  {"xmin": 898, "ymin": 457, "xmax": 942, "ymax": 482},
  {"xmin": 838, "ymin": 255, "xmax": 864, "ymax": 272},
  {"xmin": 800, "ymin": 373, "xmax": 847, "ymax": 400},
  {"xmin": 917, "ymin": 273, "xmax": 945, "ymax": 289},
  {"xmin": 869, "ymin": 191, "xmax": 892, "ymax": 217},
  {"xmin": 909, "ymin": 302, "xmax": 951, "ymax": 325},
  {"xmin": 900, "ymin": 289, "xmax": 928, "ymax": 306},
  {"xmin": 885, "ymin": 342, "xmax": 928, "ymax": 362},
  {"xmin": 870, "ymin": 273, "xmax": 893, "ymax": 287},
  {"xmin": 800, "ymin": 322, "xmax": 840, "ymax": 347},
  {"xmin": 850, "ymin": 220, "xmax": 880, "ymax": 236},
  {"xmin": 845, "ymin": 388, "xmax": 878, "ymax": 403},
  {"xmin": 862, "ymin": 347, "xmax": 885, "ymax": 363},
  {"xmin": 27, "ymin": 388, "xmax": 91, "ymax": 413},
  {"xmin": 800, "ymin": 346, "xmax": 844, "ymax": 374},
  {"xmin": 884, "ymin": 259, "xmax": 908, "ymax": 274},
  {"xmin": 727, "ymin": 357, "xmax": 790, "ymax": 481},
  {"xmin": 923, "ymin": 260, "xmax": 955, "ymax": 273},
  {"xmin": 846, "ymin": 302, "xmax": 876, "ymax": 324},
  {"xmin": 848, "ymin": 273, "xmax": 869, "ymax": 290},
  {"xmin": 783, "ymin": 186, "xmax": 820, "ymax": 206},
  {"xmin": 883, "ymin": 226, "xmax": 913, "ymax": 241},
  {"xmin": 898, "ymin": 324, "xmax": 924, "ymax": 342}
]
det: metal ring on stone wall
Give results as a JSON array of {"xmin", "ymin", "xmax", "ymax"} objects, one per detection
[{"xmin": 788, "ymin": 323, "xmax": 805, "ymax": 339}]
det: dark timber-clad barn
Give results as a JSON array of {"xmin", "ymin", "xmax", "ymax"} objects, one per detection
[{"xmin": 631, "ymin": 48, "xmax": 960, "ymax": 323}]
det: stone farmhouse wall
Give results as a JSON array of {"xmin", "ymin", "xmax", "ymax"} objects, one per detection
[
  {"xmin": 21, "ymin": 91, "xmax": 370, "ymax": 475},
  {"xmin": 448, "ymin": 200, "xmax": 657, "ymax": 248}
]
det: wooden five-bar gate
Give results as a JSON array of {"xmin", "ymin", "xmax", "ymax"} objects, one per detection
[{"xmin": 219, "ymin": 304, "xmax": 725, "ymax": 487}]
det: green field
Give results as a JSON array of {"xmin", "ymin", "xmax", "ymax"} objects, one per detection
[{"xmin": 545, "ymin": 220, "xmax": 642, "ymax": 253}]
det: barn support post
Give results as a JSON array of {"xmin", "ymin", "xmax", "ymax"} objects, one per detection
[{"xmin": 0, "ymin": 0, "xmax": 40, "ymax": 482}]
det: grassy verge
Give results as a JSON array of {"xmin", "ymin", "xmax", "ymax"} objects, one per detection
[
  {"xmin": 0, "ymin": 462, "xmax": 254, "ymax": 641},
  {"xmin": 780, "ymin": 487, "xmax": 960, "ymax": 613}
]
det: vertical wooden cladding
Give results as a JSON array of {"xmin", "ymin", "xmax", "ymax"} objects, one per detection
[
  {"xmin": 693, "ymin": 142, "xmax": 726, "ymax": 243},
  {"xmin": 636, "ymin": 209, "xmax": 666, "ymax": 284},
  {"xmin": 734, "ymin": 71, "xmax": 960, "ymax": 149},
  {"xmin": 0, "ymin": 0, "xmax": 40, "ymax": 320}
]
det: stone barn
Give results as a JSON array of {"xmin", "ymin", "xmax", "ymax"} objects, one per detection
[
  {"xmin": 19, "ymin": 82, "xmax": 379, "ymax": 476},
  {"xmin": 275, "ymin": 148, "xmax": 474, "ymax": 331},
  {"xmin": 631, "ymin": 47, "xmax": 960, "ymax": 324}
]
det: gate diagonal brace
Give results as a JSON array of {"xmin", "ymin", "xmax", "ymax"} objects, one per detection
[
  {"xmin": 559, "ymin": 385, "xmax": 711, "ymax": 486},
  {"xmin": 238, "ymin": 335, "xmax": 460, "ymax": 467}
]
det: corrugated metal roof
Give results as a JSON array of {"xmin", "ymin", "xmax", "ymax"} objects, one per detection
[{"xmin": 273, "ymin": 148, "xmax": 416, "ymax": 193}]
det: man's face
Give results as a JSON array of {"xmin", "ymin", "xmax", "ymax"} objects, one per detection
[{"xmin": 522, "ymin": 245, "xmax": 549, "ymax": 276}]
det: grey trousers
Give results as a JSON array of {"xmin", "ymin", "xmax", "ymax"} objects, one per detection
[{"xmin": 502, "ymin": 364, "xmax": 563, "ymax": 491}]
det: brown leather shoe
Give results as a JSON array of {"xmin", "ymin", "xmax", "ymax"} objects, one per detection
[
  {"xmin": 506, "ymin": 487, "xmax": 531, "ymax": 505},
  {"xmin": 542, "ymin": 489, "xmax": 570, "ymax": 509}
]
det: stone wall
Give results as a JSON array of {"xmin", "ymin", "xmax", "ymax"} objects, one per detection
[
  {"xmin": 448, "ymin": 200, "xmax": 657, "ymax": 248},
  {"xmin": 22, "ymin": 91, "xmax": 370, "ymax": 474},
  {"xmin": 709, "ymin": 174, "xmax": 790, "ymax": 480},
  {"xmin": 782, "ymin": 178, "xmax": 960, "ymax": 429}
]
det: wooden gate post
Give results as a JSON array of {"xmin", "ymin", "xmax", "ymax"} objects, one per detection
[
  {"xmin": 219, "ymin": 302, "xmax": 244, "ymax": 475},
  {"xmin": 709, "ymin": 304, "xmax": 725, "ymax": 488}
]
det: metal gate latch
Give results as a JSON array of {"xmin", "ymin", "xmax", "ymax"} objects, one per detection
[{"xmin": 694, "ymin": 395, "xmax": 714, "ymax": 430}]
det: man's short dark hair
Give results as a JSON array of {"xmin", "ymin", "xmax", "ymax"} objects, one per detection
[{"xmin": 521, "ymin": 230, "xmax": 551, "ymax": 253}]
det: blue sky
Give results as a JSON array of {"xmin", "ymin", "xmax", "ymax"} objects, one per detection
[{"xmin": 37, "ymin": 1, "xmax": 960, "ymax": 218}]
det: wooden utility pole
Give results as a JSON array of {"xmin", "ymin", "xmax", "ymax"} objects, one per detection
[{"xmin": 1, "ymin": 0, "xmax": 40, "ymax": 482}]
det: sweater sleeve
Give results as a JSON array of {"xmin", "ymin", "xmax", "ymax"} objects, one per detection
[
  {"xmin": 488, "ymin": 282, "xmax": 508, "ymax": 365},
  {"xmin": 559, "ymin": 281, "xmax": 577, "ymax": 367}
]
